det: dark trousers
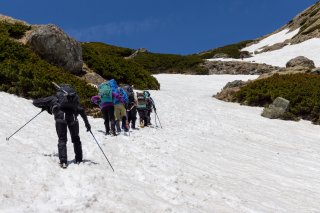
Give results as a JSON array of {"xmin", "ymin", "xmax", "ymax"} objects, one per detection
[
  {"xmin": 55, "ymin": 112, "xmax": 82, "ymax": 164},
  {"xmin": 101, "ymin": 105, "xmax": 115, "ymax": 133},
  {"xmin": 137, "ymin": 108, "xmax": 148, "ymax": 125},
  {"xmin": 147, "ymin": 110, "xmax": 152, "ymax": 125},
  {"xmin": 127, "ymin": 106, "xmax": 137, "ymax": 128}
]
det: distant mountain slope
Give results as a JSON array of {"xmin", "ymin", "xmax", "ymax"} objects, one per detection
[{"xmin": 205, "ymin": 2, "xmax": 320, "ymax": 68}]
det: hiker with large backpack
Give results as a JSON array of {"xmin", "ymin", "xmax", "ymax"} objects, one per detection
[
  {"xmin": 108, "ymin": 79, "xmax": 129, "ymax": 133},
  {"xmin": 33, "ymin": 83, "xmax": 91, "ymax": 168},
  {"xmin": 144, "ymin": 91, "xmax": 156, "ymax": 126},
  {"xmin": 91, "ymin": 81, "xmax": 123, "ymax": 136},
  {"xmin": 122, "ymin": 85, "xmax": 138, "ymax": 129},
  {"xmin": 136, "ymin": 91, "xmax": 148, "ymax": 127}
]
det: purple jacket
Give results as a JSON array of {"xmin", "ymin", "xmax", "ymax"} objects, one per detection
[{"xmin": 91, "ymin": 92, "xmax": 125, "ymax": 110}]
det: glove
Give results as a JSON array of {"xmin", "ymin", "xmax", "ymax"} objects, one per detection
[
  {"xmin": 85, "ymin": 123, "xmax": 91, "ymax": 132},
  {"xmin": 41, "ymin": 106, "xmax": 52, "ymax": 114},
  {"xmin": 154, "ymin": 107, "xmax": 157, "ymax": 112}
]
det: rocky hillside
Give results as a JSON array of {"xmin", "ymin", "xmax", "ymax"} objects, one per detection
[
  {"xmin": 211, "ymin": 2, "xmax": 320, "ymax": 124},
  {"xmin": 242, "ymin": 1, "xmax": 320, "ymax": 54},
  {"xmin": 0, "ymin": 14, "xmax": 161, "ymax": 100}
]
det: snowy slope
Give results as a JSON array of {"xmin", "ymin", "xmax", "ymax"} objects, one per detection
[
  {"xmin": 242, "ymin": 28, "xmax": 299, "ymax": 53},
  {"xmin": 208, "ymin": 28, "xmax": 320, "ymax": 67},
  {"xmin": 1, "ymin": 74, "xmax": 320, "ymax": 213}
]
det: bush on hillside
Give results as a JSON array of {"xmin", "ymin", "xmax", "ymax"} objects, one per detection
[
  {"xmin": 0, "ymin": 21, "xmax": 31, "ymax": 39},
  {"xmin": 235, "ymin": 73, "xmax": 320, "ymax": 123},
  {"xmin": 199, "ymin": 40, "xmax": 254, "ymax": 59},
  {"xmin": 82, "ymin": 42, "xmax": 160, "ymax": 90},
  {"xmin": 132, "ymin": 52, "xmax": 208, "ymax": 75},
  {"xmin": 0, "ymin": 22, "xmax": 96, "ymax": 109}
]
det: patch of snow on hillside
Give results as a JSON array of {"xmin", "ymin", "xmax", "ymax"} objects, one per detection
[
  {"xmin": 242, "ymin": 28, "xmax": 299, "ymax": 53},
  {"xmin": 208, "ymin": 38, "xmax": 320, "ymax": 67}
]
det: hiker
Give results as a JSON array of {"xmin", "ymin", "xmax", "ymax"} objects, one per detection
[
  {"xmin": 122, "ymin": 85, "xmax": 138, "ymax": 129},
  {"xmin": 33, "ymin": 84, "xmax": 91, "ymax": 168},
  {"xmin": 136, "ymin": 91, "xmax": 148, "ymax": 127},
  {"xmin": 144, "ymin": 91, "xmax": 156, "ymax": 126},
  {"xmin": 108, "ymin": 79, "xmax": 129, "ymax": 133},
  {"xmin": 91, "ymin": 81, "xmax": 122, "ymax": 136}
]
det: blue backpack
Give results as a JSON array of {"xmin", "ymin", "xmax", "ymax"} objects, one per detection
[
  {"xmin": 98, "ymin": 82, "xmax": 112, "ymax": 103},
  {"xmin": 119, "ymin": 88, "xmax": 129, "ymax": 104}
]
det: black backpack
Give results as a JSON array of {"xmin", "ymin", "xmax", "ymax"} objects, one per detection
[
  {"xmin": 56, "ymin": 84, "xmax": 80, "ymax": 112},
  {"xmin": 123, "ymin": 85, "xmax": 134, "ymax": 103},
  {"xmin": 136, "ymin": 92, "xmax": 147, "ymax": 109}
]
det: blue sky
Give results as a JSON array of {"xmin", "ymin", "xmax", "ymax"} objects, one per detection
[{"xmin": 1, "ymin": 0, "xmax": 318, "ymax": 55}]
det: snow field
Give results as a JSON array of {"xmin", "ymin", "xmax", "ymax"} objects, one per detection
[{"xmin": 1, "ymin": 74, "xmax": 320, "ymax": 212}]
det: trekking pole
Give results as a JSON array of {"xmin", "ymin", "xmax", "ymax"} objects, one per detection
[
  {"xmin": 6, "ymin": 110, "xmax": 43, "ymax": 141},
  {"xmin": 89, "ymin": 130, "xmax": 115, "ymax": 172},
  {"xmin": 155, "ymin": 112, "xmax": 163, "ymax": 128}
]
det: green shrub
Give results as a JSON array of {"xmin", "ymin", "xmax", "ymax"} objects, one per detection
[
  {"xmin": 132, "ymin": 52, "xmax": 207, "ymax": 75},
  {"xmin": 199, "ymin": 40, "xmax": 254, "ymax": 59},
  {"xmin": 235, "ymin": 73, "xmax": 320, "ymax": 122},
  {"xmin": 0, "ymin": 21, "xmax": 31, "ymax": 39},
  {"xmin": 82, "ymin": 42, "xmax": 160, "ymax": 90}
]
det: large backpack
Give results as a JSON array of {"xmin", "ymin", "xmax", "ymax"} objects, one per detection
[
  {"xmin": 136, "ymin": 92, "xmax": 146, "ymax": 109},
  {"xmin": 56, "ymin": 84, "xmax": 80, "ymax": 112},
  {"xmin": 119, "ymin": 87, "xmax": 129, "ymax": 104},
  {"xmin": 122, "ymin": 85, "xmax": 134, "ymax": 103},
  {"xmin": 98, "ymin": 82, "xmax": 113, "ymax": 103}
]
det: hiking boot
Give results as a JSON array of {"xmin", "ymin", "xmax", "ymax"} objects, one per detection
[
  {"xmin": 111, "ymin": 130, "xmax": 117, "ymax": 136},
  {"xmin": 60, "ymin": 162, "xmax": 68, "ymax": 169},
  {"xmin": 105, "ymin": 131, "xmax": 110, "ymax": 135}
]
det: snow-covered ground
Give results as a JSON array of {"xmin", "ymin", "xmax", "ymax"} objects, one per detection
[
  {"xmin": 242, "ymin": 28, "xmax": 299, "ymax": 53},
  {"xmin": 208, "ymin": 28, "xmax": 320, "ymax": 67},
  {"xmin": 1, "ymin": 74, "xmax": 320, "ymax": 213}
]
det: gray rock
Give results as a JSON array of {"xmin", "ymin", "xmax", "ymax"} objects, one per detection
[
  {"xmin": 203, "ymin": 61, "xmax": 280, "ymax": 75},
  {"xmin": 261, "ymin": 97, "xmax": 290, "ymax": 119},
  {"xmin": 27, "ymin": 24, "xmax": 83, "ymax": 74},
  {"xmin": 285, "ymin": 56, "xmax": 315, "ymax": 69},
  {"xmin": 223, "ymin": 80, "xmax": 245, "ymax": 89},
  {"xmin": 212, "ymin": 53, "xmax": 229, "ymax": 59},
  {"xmin": 125, "ymin": 48, "xmax": 148, "ymax": 59}
]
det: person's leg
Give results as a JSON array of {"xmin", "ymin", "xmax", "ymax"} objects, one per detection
[
  {"xmin": 120, "ymin": 104, "xmax": 128, "ymax": 131},
  {"xmin": 143, "ymin": 109, "xmax": 149, "ymax": 126},
  {"xmin": 101, "ymin": 107, "xmax": 110, "ymax": 134},
  {"xmin": 131, "ymin": 107, "xmax": 137, "ymax": 129},
  {"xmin": 137, "ymin": 109, "xmax": 145, "ymax": 127},
  {"xmin": 127, "ymin": 110, "xmax": 132, "ymax": 126},
  {"xmin": 108, "ymin": 105, "xmax": 117, "ymax": 135},
  {"xmin": 114, "ymin": 104, "xmax": 121, "ymax": 132},
  {"xmin": 55, "ymin": 114, "xmax": 68, "ymax": 164},
  {"xmin": 68, "ymin": 118, "xmax": 82, "ymax": 163},
  {"xmin": 147, "ymin": 110, "xmax": 152, "ymax": 125}
]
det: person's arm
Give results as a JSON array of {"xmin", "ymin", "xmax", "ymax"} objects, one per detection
[
  {"xmin": 33, "ymin": 96, "xmax": 58, "ymax": 114},
  {"xmin": 91, "ymin": 95, "xmax": 101, "ymax": 105},
  {"xmin": 134, "ymin": 92, "xmax": 138, "ymax": 105},
  {"xmin": 112, "ymin": 92, "xmax": 125, "ymax": 104},
  {"xmin": 150, "ymin": 97, "xmax": 156, "ymax": 112},
  {"xmin": 77, "ymin": 106, "xmax": 91, "ymax": 132}
]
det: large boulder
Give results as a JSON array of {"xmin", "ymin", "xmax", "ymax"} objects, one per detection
[
  {"xmin": 261, "ymin": 97, "xmax": 290, "ymax": 119},
  {"xmin": 285, "ymin": 56, "xmax": 315, "ymax": 69},
  {"xmin": 27, "ymin": 24, "xmax": 83, "ymax": 74}
]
